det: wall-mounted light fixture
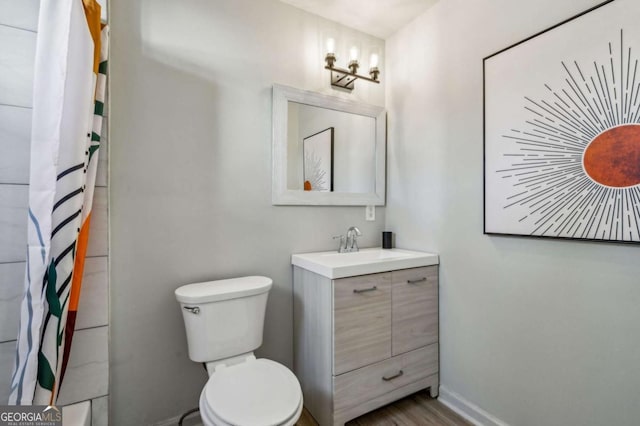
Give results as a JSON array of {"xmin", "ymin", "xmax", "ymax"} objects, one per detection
[{"xmin": 325, "ymin": 38, "xmax": 380, "ymax": 91}]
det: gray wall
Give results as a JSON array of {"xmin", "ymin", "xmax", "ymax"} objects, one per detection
[
  {"xmin": 386, "ymin": 0, "xmax": 640, "ymax": 425},
  {"xmin": 109, "ymin": 0, "xmax": 386, "ymax": 424}
]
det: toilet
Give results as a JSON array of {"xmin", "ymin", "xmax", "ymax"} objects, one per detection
[{"xmin": 175, "ymin": 276, "xmax": 303, "ymax": 426}]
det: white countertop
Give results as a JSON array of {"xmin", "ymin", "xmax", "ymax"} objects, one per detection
[{"xmin": 291, "ymin": 247, "xmax": 439, "ymax": 279}]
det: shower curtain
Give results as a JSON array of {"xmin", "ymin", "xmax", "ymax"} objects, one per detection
[{"xmin": 9, "ymin": 0, "xmax": 108, "ymax": 405}]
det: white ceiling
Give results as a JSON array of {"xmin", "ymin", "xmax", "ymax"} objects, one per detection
[{"xmin": 278, "ymin": 0, "xmax": 439, "ymax": 39}]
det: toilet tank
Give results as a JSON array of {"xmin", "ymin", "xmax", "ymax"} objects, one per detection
[{"xmin": 175, "ymin": 276, "xmax": 272, "ymax": 363}]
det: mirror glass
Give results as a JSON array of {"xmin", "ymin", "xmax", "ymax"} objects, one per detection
[
  {"xmin": 272, "ymin": 85, "xmax": 386, "ymax": 206},
  {"xmin": 287, "ymin": 102, "xmax": 376, "ymax": 193}
]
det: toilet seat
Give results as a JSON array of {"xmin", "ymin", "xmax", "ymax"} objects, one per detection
[
  {"xmin": 199, "ymin": 358, "xmax": 303, "ymax": 426},
  {"xmin": 200, "ymin": 395, "xmax": 303, "ymax": 426}
]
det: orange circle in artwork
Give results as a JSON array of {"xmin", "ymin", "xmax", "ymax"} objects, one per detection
[{"xmin": 583, "ymin": 124, "xmax": 640, "ymax": 187}]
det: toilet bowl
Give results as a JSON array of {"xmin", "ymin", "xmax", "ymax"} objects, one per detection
[
  {"xmin": 199, "ymin": 357, "xmax": 303, "ymax": 426},
  {"xmin": 175, "ymin": 276, "xmax": 303, "ymax": 426}
]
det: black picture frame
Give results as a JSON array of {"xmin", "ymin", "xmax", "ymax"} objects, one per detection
[{"xmin": 482, "ymin": 0, "xmax": 640, "ymax": 244}]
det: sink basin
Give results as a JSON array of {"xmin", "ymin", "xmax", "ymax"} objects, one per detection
[{"xmin": 292, "ymin": 247, "xmax": 438, "ymax": 279}]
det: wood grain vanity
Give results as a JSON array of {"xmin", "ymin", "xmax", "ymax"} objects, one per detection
[{"xmin": 292, "ymin": 250, "xmax": 439, "ymax": 426}]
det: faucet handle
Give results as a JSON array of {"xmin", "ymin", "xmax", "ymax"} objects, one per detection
[{"xmin": 333, "ymin": 235, "xmax": 347, "ymax": 253}]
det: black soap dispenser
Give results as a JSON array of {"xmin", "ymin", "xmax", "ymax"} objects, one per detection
[{"xmin": 382, "ymin": 231, "xmax": 393, "ymax": 249}]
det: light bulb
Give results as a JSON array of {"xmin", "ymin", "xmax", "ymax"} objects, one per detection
[
  {"xmin": 350, "ymin": 46, "xmax": 359, "ymax": 62},
  {"xmin": 326, "ymin": 38, "xmax": 335, "ymax": 55},
  {"xmin": 370, "ymin": 53, "xmax": 379, "ymax": 68}
]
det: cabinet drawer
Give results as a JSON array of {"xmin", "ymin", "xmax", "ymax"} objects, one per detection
[
  {"xmin": 333, "ymin": 273, "xmax": 391, "ymax": 375},
  {"xmin": 334, "ymin": 344, "xmax": 438, "ymax": 415},
  {"xmin": 392, "ymin": 266, "xmax": 438, "ymax": 355}
]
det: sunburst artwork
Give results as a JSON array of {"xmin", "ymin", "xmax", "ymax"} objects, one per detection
[{"xmin": 484, "ymin": 0, "xmax": 640, "ymax": 243}]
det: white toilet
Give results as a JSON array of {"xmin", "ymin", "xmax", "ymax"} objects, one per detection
[{"xmin": 175, "ymin": 276, "xmax": 303, "ymax": 426}]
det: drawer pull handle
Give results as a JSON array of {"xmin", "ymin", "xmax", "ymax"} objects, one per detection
[
  {"xmin": 382, "ymin": 370, "xmax": 404, "ymax": 381},
  {"xmin": 407, "ymin": 277, "xmax": 427, "ymax": 284},
  {"xmin": 353, "ymin": 286, "xmax": 377, "ymax": 294}
]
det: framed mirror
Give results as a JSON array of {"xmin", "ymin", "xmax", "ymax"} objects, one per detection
[{"xmin": 272, "ymin": 84, "xmax": 386, "ymax": 206}]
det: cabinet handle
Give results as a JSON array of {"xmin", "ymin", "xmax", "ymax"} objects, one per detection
[
  {"xmin": 407, "ymin": 277, "xmax": 427, "ymax": 284},
  {"xmin": 382, "ymin": 370, "xmax": 404, "ymax": 381},
  {"xmin": 353, "ymin": 286, "xmax": 377, "ymax": 294}
]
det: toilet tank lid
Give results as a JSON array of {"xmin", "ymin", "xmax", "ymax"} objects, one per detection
[{"xmin": 175, "ymin": 276, "xmax": 273, "ymax": 304}]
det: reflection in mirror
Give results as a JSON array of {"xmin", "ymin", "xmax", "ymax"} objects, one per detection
[
  {"xmin": 287, "ymin": 103, "xmax": 375, "ymax": 193},
  {"xmin": 302, "ymin": 126, "xmax": 334, "ymax": 192},
  {"xmin": 272, "ymin": 84, "xmax": 386, "ymax": 206}
]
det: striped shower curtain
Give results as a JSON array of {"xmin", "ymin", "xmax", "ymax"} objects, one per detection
[{"xmin": 9, "ymin": 0, "xmax": 108, "ymax": 405}]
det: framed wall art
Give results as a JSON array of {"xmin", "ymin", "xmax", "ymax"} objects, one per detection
[
  {"xmin": 303, "ymin": 127, "xmax": 334, "ymax": 192},
  {"xmin": 484, "ymin": 0, "xmax": 640, "ymax": 243}
]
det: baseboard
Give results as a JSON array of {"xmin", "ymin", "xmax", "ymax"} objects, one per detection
[{"xmin": 438, "ymin": 386, "xmax": 509, "ymax": 426}]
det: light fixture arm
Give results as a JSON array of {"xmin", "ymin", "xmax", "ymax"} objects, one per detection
[{"xmin": 324, "ymin": 53, "xmax": 380, "ymax": 91}]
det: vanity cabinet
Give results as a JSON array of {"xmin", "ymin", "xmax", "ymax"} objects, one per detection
[{"xmin": 293, "ymin": 265, "xmax": 439, "ymax": 426}]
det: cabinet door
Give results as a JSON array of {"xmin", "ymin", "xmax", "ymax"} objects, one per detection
[
  {"xmin": 391, "ymin": 266, "xmax": 438, "ymax": 356},
  {"xmin": 333, "ymin": 273, "xmax": 391, "ymax": 375}
]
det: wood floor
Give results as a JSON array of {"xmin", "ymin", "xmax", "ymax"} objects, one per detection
[{"xmin": 295, "ymin": 390, "xmax": 472, "ymax": 426}]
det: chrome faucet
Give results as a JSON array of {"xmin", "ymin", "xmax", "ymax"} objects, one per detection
[
  {"xmin": 333, "ymin": 226, "xmax": 362, "ymax": 253},
  {"xmin": 346, "ymin": 226, "xmax": 362, "ymax": 252}
]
